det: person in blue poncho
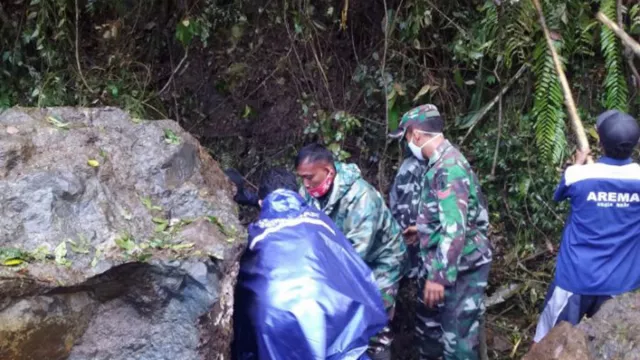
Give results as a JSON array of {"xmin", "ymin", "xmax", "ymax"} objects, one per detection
[{"xmin": 232, "ymin": 167, "xmax": 388, "ymax": 360}]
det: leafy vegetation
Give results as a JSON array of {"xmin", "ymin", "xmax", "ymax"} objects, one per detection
[{"xmin": 1, "ymin": 0, "xmax": 639, "ymax": 358}]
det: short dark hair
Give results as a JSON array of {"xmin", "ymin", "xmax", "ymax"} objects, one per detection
[
  {"xmin": 258, "ymin": 167, "xmax": 299, "ymax": 200},
  {"xmin": 604, "ymin": 141, "xmax": 636, "ymax": 160},
  {"xmin": 295, "ymin": 143, "xmax": 335, "ymax": 168},
  {"xmin": 412, "ymin": 115, "xmax": 444, "ymax": 133}
]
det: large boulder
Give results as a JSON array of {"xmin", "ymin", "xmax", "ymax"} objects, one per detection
[
  {"xmin": 0, "ymin": 107, "xmax": 246, "ymax": 360},
  {"xmin": 524, "ymin": 291, "xmax": 640, "ymax": 360}
]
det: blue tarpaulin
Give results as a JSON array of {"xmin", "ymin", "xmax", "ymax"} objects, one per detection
[{"xmin": 233, "ymin": 189, "xmax": 387, "ymax": 360}]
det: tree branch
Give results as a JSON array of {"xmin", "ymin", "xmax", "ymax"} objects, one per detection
[
  {"xmin": 597, "ymin": 11, "xmax": 640, "ymax": 58},
  {"xmin": 532, "ymin": 0, "xmax": 591, "ymax": 161},
  {"xmin": 0, "ymin": 3, "xmax": 11, "ymax": 29},
  {"xmin": 616, "ymin": 0, "xmax": 640, "ymax": 88},
  {"xmin": 377, "ymin": 0, "xmax": 404, "ymax": 192},
  {"xmin": 490, "ymin": 93, "xmax": 503, "ymax": 178},
  {"xmin": 158, "ymin": 48, "xmax": 189, "ymax": 95},
  {"xmin": 460, "ymin": 63, "xmax": 528, "ymax": 144},
  {"xmin": 75, "ymin": 0, "xmax": 94, "ymax": 93}
]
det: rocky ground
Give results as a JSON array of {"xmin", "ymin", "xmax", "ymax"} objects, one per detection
[{"xmin": 0, "ymin": 107, "xmax": 245, "ymax": 360}]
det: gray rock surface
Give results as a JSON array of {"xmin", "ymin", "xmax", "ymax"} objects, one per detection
[
  {"xmin": 0, "ymin": 107, "xmax": 246, "ymax": 360},
  {"xmin": 523, "ymin": 291, "xmax": 640, "ymax": 360},
  {"xmin": 578, "ymin": 291, "xmax": 640, "ymax": 360},
  {"xmin": 523, "ymin": 322, "xmax": 593, "ymax": 360}
]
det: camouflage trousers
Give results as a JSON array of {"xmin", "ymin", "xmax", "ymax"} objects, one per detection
[
  {"xmin": 367, "ymin": 281, "xmax": 400, "ymax": 357},
  {"xmin": 415, "ymin": 262, "xmax": 490, "ymax": 360}
]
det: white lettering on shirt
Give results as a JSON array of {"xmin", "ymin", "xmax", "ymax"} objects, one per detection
[{"xmin": 587, "ymin": 191, "xmax": 640, "ymax": 208}]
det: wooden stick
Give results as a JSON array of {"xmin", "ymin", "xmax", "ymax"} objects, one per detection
[
  {"xmin": 460, "ymin": 63, "xmax": 528, "ymax": 145},
  {"xmin": 531, "ymin": 0, "xmax": 592, "ymax": 163},
  {"xmin": 597, "ymin": 11, "xmax": 640, "ymax": 59}
]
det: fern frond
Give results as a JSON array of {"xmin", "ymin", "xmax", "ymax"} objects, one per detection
[
  {"xmin": 503, "ymin": 1, "xmax": 536, "ymax": 68},
  {"xmin": 630, "ymin": 4, "xmax": 640, "ymax": 35},
  {"xmin": 600, "ymin": 0, "xmax": 629, "ymax": 112},
  {"xmin": 532, "ymin": 38, "xmax": 567, "ymax": 164},
  {"xmin": 480, "ymin": 1, "xmax": 498, "ymax": 39},
  {"xmin": 563, "ymin": 1, "xmax": 597, "ymax": 58}
]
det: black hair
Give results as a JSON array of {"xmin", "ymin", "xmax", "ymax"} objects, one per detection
[
  {"xmin": 603, "ymin": 142, "xmax": 636, "ymax": 160},
  {"xmin": 597, "ymin": 110, "xmax": 640, "ymax": 160},
  {"xmin": 258, "ymin": 167, "xmax": 299, "ymax": 200},
  {"xmin": 412, "ymin": 115, "xmax": 444, "ymax": 133},
  {"xmin": 294, "ymin": 143, "xmax": 335, "ymax": 168}
]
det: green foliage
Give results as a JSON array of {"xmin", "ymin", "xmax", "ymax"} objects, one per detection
[
  {"xmin": 469, "ymin": 111, "xmax": 567, "ymax": 251},
  {"xmin": 531, "ymin": 38, "xmax": 567, "ymax": 164},
  {"xmin": 631, "ymin": 4, "xmax": 640, "ymax": 35},
  {"xmin": 599, "ymin": 0, "xmax": 629, "ymax": 112},
  {"xmin": 503, "ymin": 1, "xmax": 537, "ymax": 69},
  {"xmin": 1, "ymin": 0, "xmax": 73, "ymax": 107},
  {"xmin": 302, "ymin": 96, "xmax": 362, "ymax": 161}
]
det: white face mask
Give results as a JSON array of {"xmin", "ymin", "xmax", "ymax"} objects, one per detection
[{"xmin": 408, "ymin": 132, "xmax": 442, "ymax": 160}]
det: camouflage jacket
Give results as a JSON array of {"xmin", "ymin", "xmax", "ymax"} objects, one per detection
[
  {"xmin": 390, "ymin": 155, "xmax": 428, "ymax": 229},
  {"xmin": 417, "ymin": 140, "xmax": 492, "ymax": 287},
  {"xmin": 301, "ymin": 162, "xmax": 408, "ymax": 290}
]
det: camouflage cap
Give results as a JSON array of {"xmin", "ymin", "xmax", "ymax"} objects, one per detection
[{"xmin": 388, "ymin": 104, "xmax": 441, "ymax": 140}]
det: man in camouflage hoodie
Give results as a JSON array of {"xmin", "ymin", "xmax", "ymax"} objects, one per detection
[
  {"xmin": 389, "ymin": 105, "xmax": 493, "ymax": 360},
  {"xmin": 296, "ymin": 144, "xmax": 408, "ymax": 360}
]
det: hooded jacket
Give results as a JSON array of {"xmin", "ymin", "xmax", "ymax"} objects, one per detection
[
  {"xmin": 300, "ymin": 162, "xmax": 408, "ymax": 292},
  {"xmin": 233, "ymin": 189, "xmax": 387, "ymax": 360}
]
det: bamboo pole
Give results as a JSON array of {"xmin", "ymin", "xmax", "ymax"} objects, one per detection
[
  {"xmin": 597, "ymin": 11, "xmax": 640, "ymax": 59},
  {"xmin": 531, "ymin": 0, "xmax": 593, "ymax": 163}
]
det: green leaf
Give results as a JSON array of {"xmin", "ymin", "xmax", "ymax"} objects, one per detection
[
  {"xmin": 242, "ymin": 105, "xmax": 252, "ymax": 118},
  {"xmin": 47, "ymin": 115, "xmax": 69, "ymax": 130},
  {"xmin": 109, "ymin": 85, "xmax": 119, "ymax": 98},
  {"xmin": 386, "ymin": 88, "xmax": 397, "ymax": 109},
  {"xmin": 32, "ymin": 245, "xmax": 50, "ymax": 261},
  {"xmin": 176, "ymin": 18, "xmax": 195, "ymax": 46},
  {"xmin": 207, "ymin": 216, "xmax": 234, "ymax": 236},
  {"xmin": 0, "ymin": 248, "xmax": 28, "ymax": 263},
  {"xmin": 453, "ymin": 69, "xmax": 464, "ymax": 88},
  {"xmin": 136, "ymin": 253, "xmax": 153, "ymax": 262},
  {"xmin": 115, "ymin": 235, "xmax": 135, "ymax": 251},
  {"xmin": 413, "ymin": 84, "xmax": 438, "ymax": 102},
  {"xmin": 155, "ymin": 222, "xmax": 168, "ymax": 232},
  {"xmin": 91, "ymin": 248, "xmax": 102, "ymax": 268},
  {"xmin": 388, "ymin": 107, "xmax": 400, "ymax": 131},
  {"xmin": 171, "ymin": 243, "xmax": 194, "ymax": 250},
  {"xmin": 163, "ymin": 129, "xmax": 181, "ymax": 145},
  {"xmin": 600, "ymin": 0, "xmax": 629, "ymax": 112},
  {"xmin": 68, "ymin": 239, "xmax": 90, "ymax": 254},
  {"xmin": 3, "ymin": 258, "xmax": 24, "ymax": 266},
  {"xmin": 55, "ymin": 241, "xmax": 70, "ymax": 266},
  {"xmin": 140, "ymin": 196, "xmax": 162, "ymax": 211}
]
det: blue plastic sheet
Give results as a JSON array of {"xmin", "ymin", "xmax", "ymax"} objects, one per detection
[{"xmin": 233, "ymin": 189, "xmax": 388, "ymax": 360}]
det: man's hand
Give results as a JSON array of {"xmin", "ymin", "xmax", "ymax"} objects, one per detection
[
  {"xmin": 402, "ymin": 226, "xmax": 418, "ymax": 246},
  {"xmin": 423, "ymin": 280, "xmax": 445, "ymax": 308},
  {"xmin": 573, "ymin": 148, "xmax": 591, "ymax": 165}
]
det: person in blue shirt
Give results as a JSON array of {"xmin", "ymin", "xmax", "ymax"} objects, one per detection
[
  {"xmin": 533, "ymin": 110, "xmax": 640, "ymax": 343},
  {"xmin": 232, "ymin": 167, "xmax": 388, "ymax": 360}
]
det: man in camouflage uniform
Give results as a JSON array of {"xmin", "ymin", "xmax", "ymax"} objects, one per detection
[
  {"xmin": 389, "ymin": 121, "xmax": 429, "ymax": 278},
  {"xmin": 389, "ymin": 105, "xmax": 493, "ymax": 360},
  {"xmin": 295, "ymin": 143, "xmax": 408, "ymax": 360}
]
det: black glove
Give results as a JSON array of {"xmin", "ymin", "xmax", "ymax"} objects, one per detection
[{"xmin": 224, "ymin": 168, "xmax": 260, "ymax": 207}]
